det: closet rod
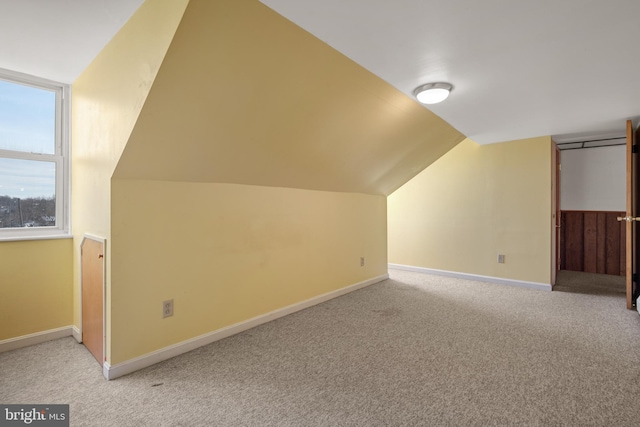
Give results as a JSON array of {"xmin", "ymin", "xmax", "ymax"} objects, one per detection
[{"xmin": 557, "ymin": 136, "xmax": 625, "ymax": 150}]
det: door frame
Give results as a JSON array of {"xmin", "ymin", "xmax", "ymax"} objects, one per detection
[
  {"xmin": 552, "ymin": 141, "xmax": 560, "ymax": 286},
  {"xmin": 625, "ymin": 120, "xmax": 637, "ymax": 309},
  {"xmin": 80, "ymin": 234, "xmax": 107, "ymax": 364},
  {"xmin": 636, "ymin": 123, "xmax": 640, "ymax": 307}
]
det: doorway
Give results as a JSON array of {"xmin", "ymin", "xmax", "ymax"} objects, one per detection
[{"xmin": 555, "ymin": 134, "xmax": 628, "ymax": 295}]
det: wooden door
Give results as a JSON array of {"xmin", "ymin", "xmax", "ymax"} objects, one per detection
[
  {"xmin": 636, "ymin": 123, "xmax": 640, "ymax": 307},
  {"xmin": 81, "ymin": 237, "xmax": 105, "ymax": 365},
  {"xmin": 622, "ymin": 120, "xmax": 637, "ymax": 309},
  {"xmin": 556, "ymin": 145, "xmax": 561, "ymax": 273}
]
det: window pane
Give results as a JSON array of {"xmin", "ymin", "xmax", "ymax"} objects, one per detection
[
  {"xmin": 0, "ymin": 158, "xmax": 56, "ymax": 228},
  {"xmin": 0, "ymin": 79, "xmax": 56, "ymax": 154}
]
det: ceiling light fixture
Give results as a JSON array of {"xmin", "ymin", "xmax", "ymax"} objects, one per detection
[{"xmin": 413, "ymin": 82, "xmax": 453, "ymax": 104}]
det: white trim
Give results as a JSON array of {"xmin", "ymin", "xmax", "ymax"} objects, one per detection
[
  {"xmin": 0, "ymin": 233, "xmax": 73, "ymax": 242},
  {"xmin": 388, "ymin": 264, "xmax": 552, "ymax": 291},
  {"xmin": 103, "ymin": 362, "xmax": 111, "ymax": 380},
  {"xmin": 83, "ymin": 233, "xmax": 106, "ymax": 243},
  {"xmin": 72, "ymin": 326, "xmax": 82, "ymax": 343},
  {"xmin": 0, "ymin": 326, "xmax": 73, "ymax": 353},
  {"xmin": 0, "ymin": 67, "xmax": 70, "ymax": 241},
  {"xmin": 103, "ymin": 274, "xmax": 389, "ymax": 380}
]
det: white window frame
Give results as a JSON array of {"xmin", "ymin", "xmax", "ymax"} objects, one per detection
[{"xmin": 0, "ymin": 68, "xmax": 70, "ymax": 241}]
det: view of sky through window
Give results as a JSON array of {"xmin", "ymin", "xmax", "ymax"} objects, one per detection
[
  {"xmin": 0, "ymin": 158, "xmax": 56, "ymax": 199},
  {"xmin": 0, "ymin": 79, "xmax": 56, "ymax": 200}
]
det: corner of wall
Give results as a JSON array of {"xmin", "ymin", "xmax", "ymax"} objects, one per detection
[
  {"xmin": 388, "ymin": 136, "xmax": 552, "ymax": 285},
  {"xmin": 71, "ymin": 0, "xmax": 189, "ymax": 363}
]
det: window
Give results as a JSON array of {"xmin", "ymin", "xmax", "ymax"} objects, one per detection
[{"xmin": 0, "ymin": 69, "xmax": 69, "ymax": 240}]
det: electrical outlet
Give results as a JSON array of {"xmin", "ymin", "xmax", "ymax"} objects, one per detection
[
  {"xmin": 497, "ymin": 254, "xmax": 505, "ymax": 264},
  {"xmin": 360, "ymin": 257, "xmax": 365, "ymax": 267},
  {"xmin": 163, "ymin": 299, "xmax": 174, "ymax": 318}
]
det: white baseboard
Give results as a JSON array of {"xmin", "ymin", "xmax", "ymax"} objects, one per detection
[
  {"xmin": 0, "ymin": 326, "xmax": 74, "ymax": 353},
  {"xmin": 388, "ymin": 263, "xmax": 552, "ymax": 291},
  {"xmin": 103, "ymin": 361, "xmax": 111, "ymax": 380},
  {"xmin": 72, "ymin": 326, "xmax": 82, "ymax": 343},
  {"xmin": 104, "ymin": 274, "xmax": 389, "ymax": 380}
]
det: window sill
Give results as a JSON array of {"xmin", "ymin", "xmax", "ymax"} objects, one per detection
[{"xmin": 0, "ymin": 231, "xmax": 72, "ymax": 242}]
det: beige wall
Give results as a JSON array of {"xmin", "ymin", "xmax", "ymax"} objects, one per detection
[
  {"xmin": 113, "ymin": 0, "xmax": 464, "ymax": 196},
  {"xmin": 103, "ymin": 0, "xmax": 458, "ymax": 367},
  {"xmin": 110, "ymin": 180, "xmax": 387, "ymax": 364},
  {"xmin": 388, "ymin": 137, "xmax": 553, "ymax": 284},
  {"xmin": 0, "ymin": 239, "xmax": 73, "ymax": 340},
  {"xmin": 71, "ymin": 0, "xmax": 188, "ymax": 358},
  {"xmin": 53, "ymin": 0, "xmax": 467, "ymax": 369}
]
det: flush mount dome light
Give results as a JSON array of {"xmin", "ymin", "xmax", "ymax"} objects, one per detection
[{"xmin": 413, "ymin": 82, "xmax": 453, "ymax": 104}]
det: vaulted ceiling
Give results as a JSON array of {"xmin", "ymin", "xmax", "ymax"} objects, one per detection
[
  {"xmin": 259, "ymin": 0, "xmax": 640, "ymax": 144},
  {"xmin": 112, "ymin": 0, "xmax": 464, "ymax": 196},
  {"xmin": 2, "ymin": 0, "xmax": 639, "ymax": 145}
]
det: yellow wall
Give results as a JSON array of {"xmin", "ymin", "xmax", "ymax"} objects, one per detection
[
  {"xmin": 110, "ymin": 180, "xmax": 387, "ymax": 364},
  {"xmin": 388, "ymin": 137, "xmax": 553, "ymax": 284},
  {"xmin": 104, "ymin": 0, "xmax": 458, "ymax": 366},
  {"xmin": 113, "ymin": 0, "xmax": 464, "ymax": 196},
  {"xmin": 71, "ymin": 0, "xmax": 188, "ymax": 357},
  {"xmin": 0, "ymin": 239, "xmax": 73, "ymax": 340}
]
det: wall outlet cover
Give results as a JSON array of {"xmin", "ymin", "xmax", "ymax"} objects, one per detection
[{"xmin": 163, "ymin": 299, "xmax": 174, "ymax": 318}]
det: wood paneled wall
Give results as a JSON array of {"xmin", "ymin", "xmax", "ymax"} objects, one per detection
[{"xmin": 560, "ymin": 211, "xmax": 625, "ymax": 275}]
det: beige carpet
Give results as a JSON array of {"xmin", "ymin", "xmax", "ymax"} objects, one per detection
[
  {"xmin": 1, "ymin": 269, "xmax": 640, "ymax": 426},
  {"xmin": 554, "ymin": 270, "xmax": 626, "ymax": 295}
]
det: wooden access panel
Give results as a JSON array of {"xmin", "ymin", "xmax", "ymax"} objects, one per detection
[
  {"xmin": 81, "ymin": 237, "xmax": 104, "ymax": 366},
  {"xmin": 561, "ymin": 210, "xmax": 625, "ymax": 275}
]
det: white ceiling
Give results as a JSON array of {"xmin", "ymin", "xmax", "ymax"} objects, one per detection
[
  {"xmin": 0, "ymin": 0, "xmax": 144, "ymax": 84},
  {"xmin": 2, "ymin": 0, "xmax": 639, "ymax": 144}
]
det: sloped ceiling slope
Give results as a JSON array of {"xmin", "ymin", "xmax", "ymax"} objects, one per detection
[
  {"xmin": 113, "ymin": 0, "xmax": 464, "ymax": 196},
  {"xmin": 0, "ymin": 0, "xmax": 145, "ymax": 84}
]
